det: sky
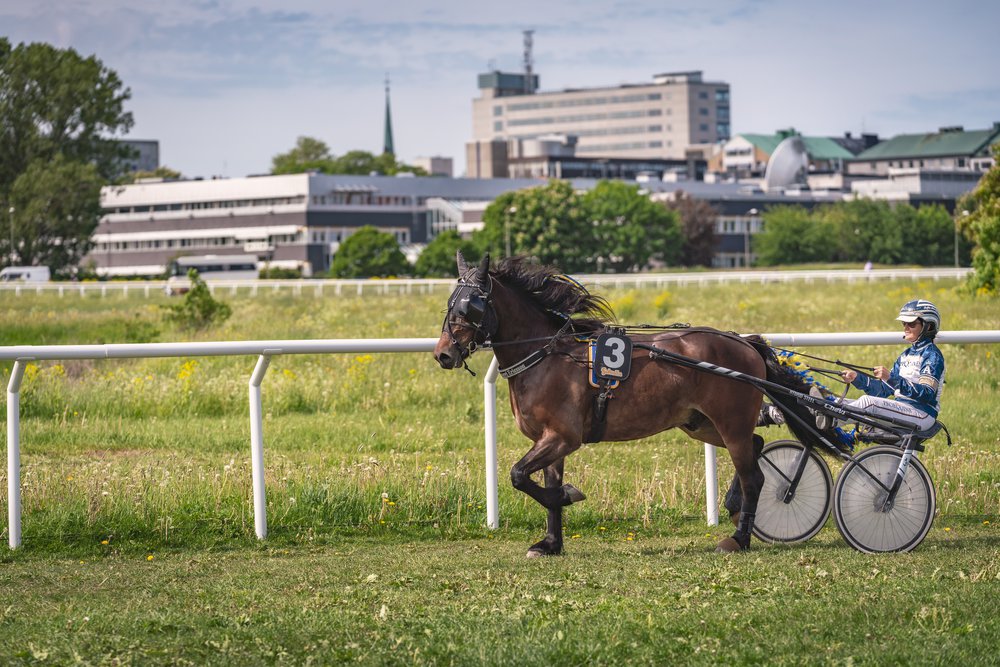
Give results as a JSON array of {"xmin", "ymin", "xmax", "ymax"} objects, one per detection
[{"xmin": 3, "ymin": 0, "xmax": 999, "ymax": 179}]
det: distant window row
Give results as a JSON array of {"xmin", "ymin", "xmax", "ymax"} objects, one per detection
[
  {"xmin": 105, "ymin": 195, "xmax": 306, "ymax": 215},
  {"xmin": 507, "ymin": 108, "xmax": 662, "ymax": 128},
  {"xmin": 503, "ymin": 92, "xmax": 663, "ymax": 113},
  {"xmin": 582, "ymin": 140, "xmax": 666, "ymax": 152},
  {"xmin": 94, "ymin": 233, "xmax": 302, "ymax": 253}
]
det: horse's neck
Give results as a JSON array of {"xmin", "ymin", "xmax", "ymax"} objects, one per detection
[{"xmin": 491, "ymin": 286, "xmax": 561, "ymax": 365}]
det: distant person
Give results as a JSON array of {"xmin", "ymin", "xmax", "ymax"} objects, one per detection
[
  {"xmin": 824, "ymin": 299, "xmax": 944, "ymax": 433},
  {"xmin": 863, "ymin": 260, "xmax": 873, "ymax": 272}
]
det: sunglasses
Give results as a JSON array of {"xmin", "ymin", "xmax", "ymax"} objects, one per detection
[{"xmin": 902, "ymin": 320, "xmax": 922, "ymax": 328}]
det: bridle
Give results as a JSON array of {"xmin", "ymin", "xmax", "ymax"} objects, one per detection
[{"xmin": 441, "ymin": 269, "xmax": 498, "ymax": 372}]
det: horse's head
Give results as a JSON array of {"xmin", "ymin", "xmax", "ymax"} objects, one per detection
[{"xmin": 434, "ymin": 251, "xmax": 496, "ymax": 370}]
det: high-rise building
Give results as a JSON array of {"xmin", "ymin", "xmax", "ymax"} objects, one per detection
[{"xmin": 470, "ymin": 70, "xmax": 730, "ymax": 166}]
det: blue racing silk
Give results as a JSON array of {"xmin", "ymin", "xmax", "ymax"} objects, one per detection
[{"xmin": 850, "ymin": 338, "xmax": 945, "ymax": 418}]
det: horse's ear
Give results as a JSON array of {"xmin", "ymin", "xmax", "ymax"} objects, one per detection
[
  {"xmin": 456, "ymin": 250, "xmax": 469, "ymax": 275},
  {"xmin": 477, "ymin": 253, "xmax": 490, "ymax": 287}
]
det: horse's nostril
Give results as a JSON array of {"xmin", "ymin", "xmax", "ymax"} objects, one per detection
[{"xmin": 438, "ymin": 352, "xmax": 452, "ymax": 367}]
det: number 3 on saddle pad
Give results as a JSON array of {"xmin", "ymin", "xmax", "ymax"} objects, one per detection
[{"xmin": 594, "ymin": 332, "xmax": 633, "ymax": 382}]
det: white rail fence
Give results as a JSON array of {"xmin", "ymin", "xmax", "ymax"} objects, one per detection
[
  {"xmin": 0, "ymin": 267, "xmax": 972, "ymax": 298},
  {"xmin": 4, "ymin": 329, "xmax": 999, "ymax": 548}
]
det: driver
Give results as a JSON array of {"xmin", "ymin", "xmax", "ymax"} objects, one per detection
[{"xmin": 829, "ymin": 299, "xmax": 945, "ymax": 434}]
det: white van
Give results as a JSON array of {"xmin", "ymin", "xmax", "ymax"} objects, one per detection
[{"xmin": 0, "ymin": 266, "xmax": 51, "ymax": 283}]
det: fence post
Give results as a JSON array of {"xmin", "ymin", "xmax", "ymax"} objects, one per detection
[
  {"xmin": 248, "ymin": 353, "xmax": 276, "ymax": 539},
  {"xmin": 704, "ymin": 443, "xmax": 718, "ymax": 526},
  {"xmin": 483, "ymin": 356, "xmax": 500, "ymax": 529},
  {"xmin": 7, "ymin": 360, "xmax": 28, "ymax": 549}
]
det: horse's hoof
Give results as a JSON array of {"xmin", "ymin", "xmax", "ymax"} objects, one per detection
[
  {"xmin": 526, "ymin": 549, "xmax": 546, "ymax": 559},
  {"xmin": 715, "ymin": 537, "xmax": 743, "ymax": 553},
  {"xmin": 563, "ymin": 484, "xmax": 586, "ymax": 504}
]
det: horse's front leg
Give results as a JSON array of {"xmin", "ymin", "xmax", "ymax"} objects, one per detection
[
  {"xmin": 525, "ymin": 460, "xmax": 585, "ymax": 558},
  {"xmin": 510, "ymin": 438, "xmax": 584, "ymax": 558}
]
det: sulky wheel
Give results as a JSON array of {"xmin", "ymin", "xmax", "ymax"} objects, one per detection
[
  {"xmin": 752, "ymin": 439, "xmax": 834, "ymax": 544},
  {"xmin": 833, "ymin": 445, "xmax": 935, "ymax": 553}
]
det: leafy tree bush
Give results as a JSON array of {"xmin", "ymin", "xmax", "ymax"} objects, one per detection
[
  {"xmin": 476, "ymin": 181, "xmax": 594, "ymax": 272},
  {"xmin": 754, "ymin": 206, "xmax": 831, "ymax": 266},
  {"xmin": 962, "ymin": 145, "xmax": 1000, "ymax": 295},
  {"xmin": 8, "ymin": 154, "xmax": 104, "ymax": 274},
  {"xmin": 271, "ymin": 137, "xmax": 427, "ymax": 176},
  {"xmin": 0, "ymin": 38, "xmax": 133, "ymax": 272},
  {"xmin": 330, "ymin": 226, "xmax": 410, "ymax": 278},
  {"xmin": 415, "ymin": 231, "xmax": 478, "ymax": 277},
  {"xmin": 756, "ymin": 199, "xmax": 973, "ymax": 267},
  {"xmin": 582, "ymin": 180, "xmax": 682, "ymax": 271},
  {"xmin": 664, "ymin": 191, "xmax": 718, "ymax": 267},
  {"xmin": 161, "ymin": 270, "xmax": 232, "ymax": 330},
  {"xmin": 476, "ymin": 180, "xmax": 682, "ymax": 273}
]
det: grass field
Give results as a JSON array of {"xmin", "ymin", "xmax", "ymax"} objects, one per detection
[{"xmin": 1, "ymin": 276, "xmax": 998, "ymax": 665}]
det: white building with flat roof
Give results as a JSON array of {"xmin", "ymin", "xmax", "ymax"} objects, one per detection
[{"xmin": 470, "ymin": 70, "xmax": 730, "ymax": 176}]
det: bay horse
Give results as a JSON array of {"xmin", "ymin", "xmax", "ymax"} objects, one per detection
[{"xmin": 433, "ymin": 253, "xmax": 824, "ymax": 556}]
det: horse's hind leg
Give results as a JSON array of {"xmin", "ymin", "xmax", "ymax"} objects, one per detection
[
  {"xmin": 717, "ymin": 432, "xmax": 765, "ymax": 553},
  {"xmin": 723, "ymin": 434, "xmax": 765, "ymax": 524}
]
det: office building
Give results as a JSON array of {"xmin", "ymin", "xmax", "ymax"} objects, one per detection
[{"xmin": 469, "ymin": 70, "xmax": 730, "ymax": 176}]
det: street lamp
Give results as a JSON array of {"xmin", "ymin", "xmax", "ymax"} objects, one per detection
[
  {"xmin": 957, "ymin": 210, "xmax": 969, "ymax": 268},
  {"xmin": 745, "ymin": 208, "xmax": 758, "ymax": 268}
]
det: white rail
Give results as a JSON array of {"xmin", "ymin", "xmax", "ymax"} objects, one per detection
[
  {"xmin": 0, "ymin": 267, "xmax": 972, "ymax": 298},
  {"xmin": 4, "ymin": 329, "xmax": 999, "ymax": 548}
]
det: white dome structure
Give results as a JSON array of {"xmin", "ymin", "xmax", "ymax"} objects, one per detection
[{"xmin": 762, "ymin": 136, "xmax": 809, "ymax": 192}]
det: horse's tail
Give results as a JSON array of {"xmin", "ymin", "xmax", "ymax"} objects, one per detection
[{"xmin": 744, "ymin": 335, "xmax": 829, "ymax": 452}]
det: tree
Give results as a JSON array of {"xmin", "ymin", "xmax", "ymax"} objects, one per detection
[
  {"xmin": 330, "ymin": 226, "xmax": 410, "ymax": 278},
  {"xmin": 962, "ymin": 144, "xmax": 1000, "ymax": 294},
  {"xmin": 754, "ymin": 206, "xmax": 832, "ymax": 266},
  {"xmin": 8, "ymin": 154, "xmax": 103, "ymax": 273},
  {"xmin": 665, "ymin": 191, "xmax": 718, "ymax": 267},
  {"xmin": 475, "ymin": 181, "xmax": 595, "ymax": 272},
  {"xmin": 0, "ymin": 38, "xmax": 134, "ymax": 272},
  {"xmin": 270, "ymin": 138, "xmax": 427, "ymax": 176},
  {"xmin": 271, "ymin": 136, "xmax": 336, "ymax": 174},
  {"xmin": 823, "ymin": 199, "xmax": 902, "ymax": 263},
  {"xmin": 414, "ymin": 231, "xmax": 477, "ymax": 277},
  {"xmin": 582, "ymin": 180, "xmax": 682, "ymax": 271},
  {"xmin": 120, "ymin": 166, "xmax": 183, "ymax": 184}
]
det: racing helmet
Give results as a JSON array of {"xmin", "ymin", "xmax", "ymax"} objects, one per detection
[{"xmin": 896, "ymin": 299, "xmax": 940, "ymax": 338}]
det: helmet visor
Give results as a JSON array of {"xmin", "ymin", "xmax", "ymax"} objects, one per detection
[{"xmin": 896, "ymin": 313, "xmax": 920, "ymax": 323}]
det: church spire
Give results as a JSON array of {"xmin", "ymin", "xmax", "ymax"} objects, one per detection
[{"xmin": 383, "ymin": 73, "xmax": 395, "ymax": 156}]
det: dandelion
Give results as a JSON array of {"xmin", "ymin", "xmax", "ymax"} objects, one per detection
[
  {"xmin": 147, "ymin": 555, "xmax": 154, "ymax": 561},
  {"xmin": 598, "ymin": 526, "xmax": 607, "ymax": 532},
  {"xmin": 984, "ymin": 520, "xmax": 991, "ymax": 526},
  {"xmin": 571, "ymin": 534, "xmax": 581, "ymax": 539},
  {"xmin": 101, "ymin": 540, "xmax": 109, "ymax": 545},
  {"xmin": 177, "ymin": 360, "xmax": 197, "ymax": 380},
  {"xmin": 944, "ymin": 527, "xmax": 952, "ymax": 532},
  {"xmin": 66, "ymin": 475, "xmax": 74, "ymax": 481},
  {"xmin": 282, "ymin": 368, "xmax": 297, "ymax": 380}
]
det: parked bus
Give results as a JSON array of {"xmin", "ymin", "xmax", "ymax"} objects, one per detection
[{"xmin": 166, "ymin": 254, "xmax": 259, "ymax": 294}]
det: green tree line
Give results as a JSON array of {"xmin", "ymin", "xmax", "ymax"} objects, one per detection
[{"xmin": 754, "ymin": 199, "xmax": 975, "ymax": 267}]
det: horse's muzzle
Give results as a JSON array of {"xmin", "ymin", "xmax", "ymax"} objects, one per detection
[{"xmin": 433, "ymin": 339, "xmax": 463, "ymax": 369}]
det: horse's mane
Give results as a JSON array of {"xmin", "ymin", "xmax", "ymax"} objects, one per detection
[{"xmin": 492, "ymin": 257, "xmax": 615, "ymax": 332}]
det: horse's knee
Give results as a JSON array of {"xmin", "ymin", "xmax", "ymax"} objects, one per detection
[{"xmin": 510, "ymin": 466, "xmax": 530, "ymax": 491}]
